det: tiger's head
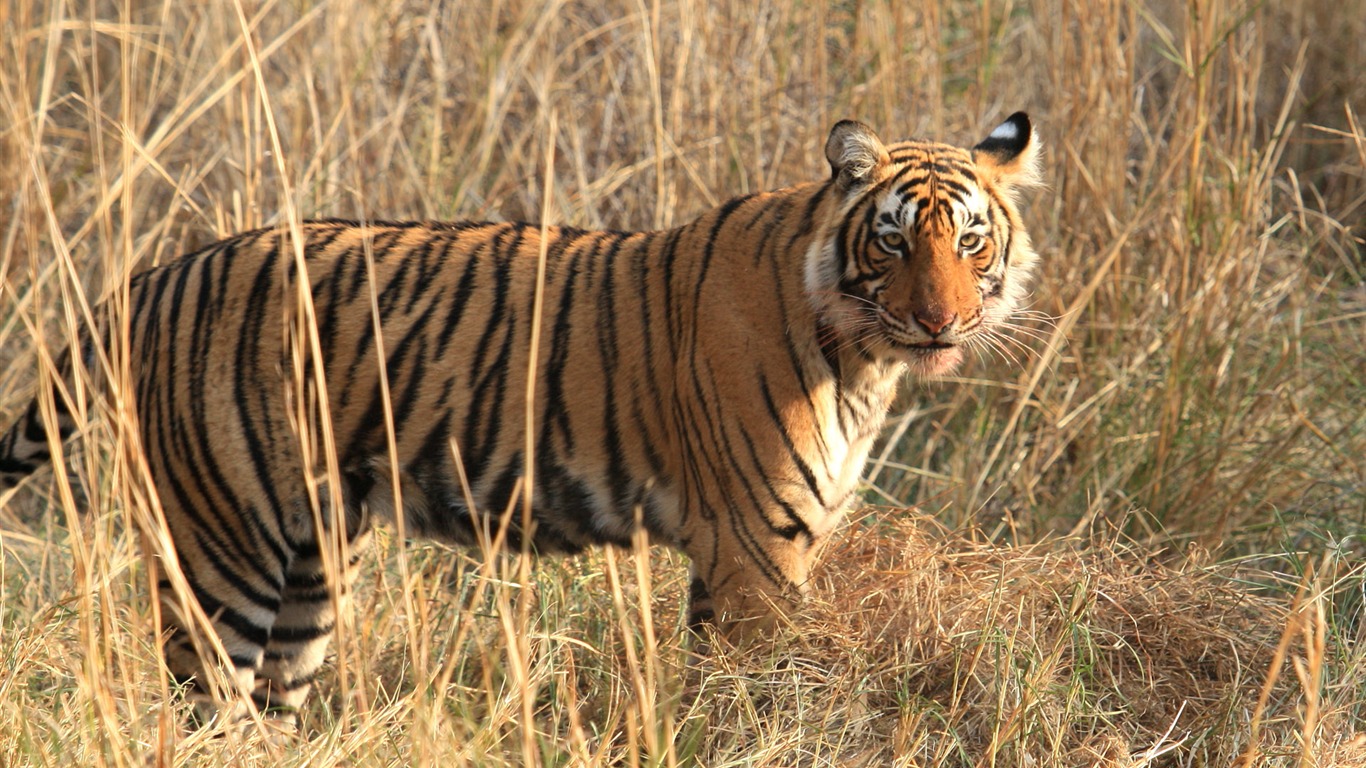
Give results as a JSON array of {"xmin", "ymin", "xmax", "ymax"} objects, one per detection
[{"xmin": 806, "ymin": 113, "xmax": 1041, "ymax": 378}]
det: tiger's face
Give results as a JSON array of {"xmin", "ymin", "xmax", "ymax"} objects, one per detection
[{"xmin": 808, "ymin": 114, "xmax": 1041, "ymax": 377}]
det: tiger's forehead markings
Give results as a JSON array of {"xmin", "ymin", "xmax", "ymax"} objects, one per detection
[
  {"xmin": 873, "ymin": 147, "xmax": 991, "ymax": 233},
  {"xmin": 886, "ymin": 141, "xmax": 973, "ymax": 165},
  {"xmin": 875, "ymin": 190, "xmax": 916, "ymax": 231},
  {"xmin": 953, "ymin": 188, "xmax": 991, "ymax": 225}
]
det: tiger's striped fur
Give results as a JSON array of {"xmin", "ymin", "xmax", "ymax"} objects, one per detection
[{"xmin": 0, "ymin": 114, "xmax": 1040, "ymax": 724}]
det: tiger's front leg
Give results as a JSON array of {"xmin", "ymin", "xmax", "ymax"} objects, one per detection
[{"xmin": 682, "ymin": 522, "xmax": 820, "ymax": 642}]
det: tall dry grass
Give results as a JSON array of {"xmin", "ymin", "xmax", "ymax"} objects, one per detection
[{"xmin": 0, "ymin": 0, "xmax": 1362, "ymax": 765}]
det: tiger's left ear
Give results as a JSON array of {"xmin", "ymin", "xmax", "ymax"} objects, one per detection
[
  {"xmin": 972, "ymin": 112, "xmax": 1041, "ymax": 191},
  {"xmin": 826, "ymin": 120, "xmax": 891, "ymax": 190}
]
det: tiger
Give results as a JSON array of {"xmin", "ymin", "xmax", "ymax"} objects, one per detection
[{"xmin": 0, "ymin": 113, "xmax": 1040, "ymax": 726}]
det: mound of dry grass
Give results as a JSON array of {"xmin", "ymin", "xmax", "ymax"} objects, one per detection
[{"xmin": 691, "ymin": 512, "xmax": 1364, "ymax": 766}]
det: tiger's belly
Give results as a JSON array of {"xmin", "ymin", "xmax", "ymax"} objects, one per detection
[{"xmin": 360, "ymin": 445, "xmax": 683, "ymax": 555}]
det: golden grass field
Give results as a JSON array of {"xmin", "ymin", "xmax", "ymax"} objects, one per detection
[{"xmin": 1, "ymin": 0, "xmax": 1363, "ymax": 765}]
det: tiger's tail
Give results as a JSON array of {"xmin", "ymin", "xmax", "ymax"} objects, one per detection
[
  {"xmin": 0, "ymin": 394, "xmax": 73, "ymax": 491},
  {"xmin": 3, "ymin": 320, "xmax": 102, "ymax": 493},
  {"xmin": 0, "ymin": 400, "xmax": 51, "ymax": 491}
]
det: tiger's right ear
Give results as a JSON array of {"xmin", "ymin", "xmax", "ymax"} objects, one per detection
[
  {"xmin": 972, "ymin": 112, "xmax": 1041, "ymax": 191},
  {"xmin": 826, "ymin": 120, "xmax": 890, "ymax": 189}
]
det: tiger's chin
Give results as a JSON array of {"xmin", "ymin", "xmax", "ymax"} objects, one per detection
[
  {"xmin": 898, "ymin": 343, "xmax": 965, "ymax": 378},
  {"xmin": 841, "ymin": 329, "xmax": 967, "ymax": 378}
]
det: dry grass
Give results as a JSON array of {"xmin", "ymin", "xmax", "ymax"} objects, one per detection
[
  {"xmin": 700, "ymin": 512, "xmax": 1365, "ymax": 766},
  {"xmin": 1, "ymin": 0, "xmax": 1363, "ymax": 765}
]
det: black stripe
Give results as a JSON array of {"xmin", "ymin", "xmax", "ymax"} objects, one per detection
[
  {"xmin": 0, "ymin": 458, "xmax": 37, "ymax": 476},
  {"xmin": 190, "ymin": 253, "xmax": 290, "ymax": 567},
  {"xmin": 734, "ymin": 419, "xmax": 811, "ymax": 541},
  {"xmin": 186, "ymin": 574, "xmax": 273, "ymax": 649},
  {"xmin": 657, "ymin": 227, "xmax": 686, "ymax": 359},
  {"xmin": 232, "ymin": 247, "xmax": 294, "ymax": 540},
  {"xmin": 785, "ymin": 183, "xmax": 830, "ymax": 251},
  {"xmin": 315, "ymin": 241, "xmax": 357, "ymax": 362},
  {"xmin": 686, "ymin": 361, "xmax": 787, "ymax": 588},
  {"xmin": 346, "ymin": 292, "xmax": 441, "ymax": 464},
  {"xmin": 687, "ymin": 365, "xmax": 808, "ymax": 548},
  {"xmin": 688, "ymin": 194, "xmax": 754, "ymax": 331},
  {"xmin": 344, "ymin": 230, "xmax": 410, "ymax": 374},
  {"xmin": 160, "ymin": 261, "xmax": 285, "ymax": 572},
  {"xmin": 267, "ymin": 622, "xmax": 334, "ymax": 644},
  {"xmin": 20, "ymin": 399, "xmax": 50, "ymax": 442},
  {"xmin": 991, "ymin": 195, "xmax": 1013, "ymax": 269},
  {"xmin": 539, "ymin": 239, "xmax": 589, "ymax": 456},
  {"xmin": 631, "ymin": 232, "xmax": 669, "ymax": 471},
  {"xmin": 594, "ymin": 235, "xmax": 637, "ymax": 515},
  {"xmin": 485, "ymin": 452, "xmax": 524, "ymax": 523},
  {"xmin": 767, "ymin": 250, "xmax": 833, "ymax": 465},
  {"xmin": 757, "ymin": 372, "xmax": 827, "ymax": 509},
  {"xmin": 460, "ymin": 228, "xmax": 520, "ymax": 489},
  {"xmin": 191, "ymin": 528, "xmax": 285, "ymax": 613},
  {"xmin": 464, "ymin": 307, "xmax": 517, "ymax": 490},
  {"xmin": 934, "ymin": 175, "xmax": 974, "ymax": 200},
  {"xmin": 687, "ymin": 608, "xmax": 716, "ymax": 630},
  {"xmin": 465, "ymin": 226, "xmax": 519, "ymax": 386},
  {"xmin": 433, "ymin": 231, "xmax": 486, "ymax": 357},
  {"xmin": 373, "ymin": 230, "xmax": 418, "ymax": 317},
  {"xmin": 405, "ymin": 230, "xmax": 446, "ymax": 314},
  {"xmin": 137, "ymin": 261, "xmax": 274, "ymax": 576},
  {"xmin": 689, "ymin": 576, "xmax": 709, "ymax": 603},
  {"xmin": 261, "ymin": 669, "xmax": 318, "ymax": 692}
]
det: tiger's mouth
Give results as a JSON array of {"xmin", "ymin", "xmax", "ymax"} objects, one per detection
[{"xmin": 897, "ymin": 340, "xmax": 965, "ymax": 377}]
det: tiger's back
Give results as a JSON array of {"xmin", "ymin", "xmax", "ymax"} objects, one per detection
[
  {"xmin": 143, "ymin": 219, "xmax": 688, "ymax": 554},
  {"xmin": 0, "ymin": 113, "xmax": 1041, "ymax": 726}
]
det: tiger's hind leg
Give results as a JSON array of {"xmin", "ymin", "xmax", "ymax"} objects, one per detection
[
  {"xmin": 253, "ymin": 520, "xmax": 373, "ymax": 723},
  {"xmin": 156, "ymin": 522, "xmax": 289, "ymax": 729}
]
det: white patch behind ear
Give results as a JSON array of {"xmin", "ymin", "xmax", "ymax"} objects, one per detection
[{"xmin": 988, "ymin": 120, "xmax": 1019, "ymax": 142}]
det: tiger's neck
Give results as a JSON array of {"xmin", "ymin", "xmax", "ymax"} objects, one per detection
[
  {"xmin": 811, "ymin": 314, "xmax": 907, "ymax": 492},
  {"xmin": 773, "ymin": 183, "xmax": 909, "ymax": 524}
]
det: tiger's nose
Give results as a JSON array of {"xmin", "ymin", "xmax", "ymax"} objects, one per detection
[{"xmin": 913, "ymin": 308, "xmax": 956, "ymax": 336}]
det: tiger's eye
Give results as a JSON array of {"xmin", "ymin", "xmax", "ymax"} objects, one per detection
[
  {"xmin": 877, "ymin": 232, "xmax": 906, "ymax": 253},
  {"xmin": 958, "ymin": 232, "xmax": 983, "ymax": 253}
]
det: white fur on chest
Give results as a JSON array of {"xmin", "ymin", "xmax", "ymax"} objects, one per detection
[{"xmin": 804, "ymin": 362, "xmax": 903, "ymax": 538}]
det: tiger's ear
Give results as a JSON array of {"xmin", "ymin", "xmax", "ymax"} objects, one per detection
[
  {"xmin": 972, "ymin": 112, "xmax": 1041, "ymax": 190},
  {"xmin": 826, "ymin": 120, "xmax": 890, "ymax": 189}
]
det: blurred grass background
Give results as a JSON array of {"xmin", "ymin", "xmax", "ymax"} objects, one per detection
[{"xmin": 0, "ymin": 0, "xmax": 1362, "ymax": 765}]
